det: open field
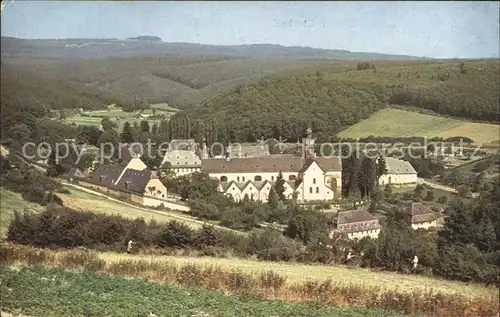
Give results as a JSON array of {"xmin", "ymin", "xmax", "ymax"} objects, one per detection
[
  {"xmin": 337, "ymin": 108, "xmax": 500, "ymax": 144},
  {"xmin": 3, "ymin": 243, "xmax": 498, "ymax": 317},
  {"xmin": 63, "ymin": 105, "xmax": 178, "ymax": 129},
  {"xmin": 57, "ymin": 185, "xmax": 204, "ymax": 229},
  {"xmin": 150, "ymin": 102, "xmax": 182, "ymax": 112},
  {"xmin": 97, "ymin": 252, "xmax": 496, "ymax": 299},
  {"xmin": 0, "ymin": 189, "xmax": 45, "ymax": 239},
  {"xmin": 0, "ymin": 265, "xmax": 409, "ymax": 317}
]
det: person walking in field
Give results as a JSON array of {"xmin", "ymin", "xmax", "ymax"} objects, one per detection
[
  {"xmin": 346, "ymin": 251, "xmax": 355, "ymax": 266},
  {"xmin": 412, "ymin": 255, "xmax": 419, "ymax": 270},
  {"xmin": 127, "ymin": 240, "xmax": 134, "ymax": 254}
]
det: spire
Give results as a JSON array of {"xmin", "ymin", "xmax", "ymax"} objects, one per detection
[
  {"xmin": 201, "ymin": 136, "xmax": 209, "ymax": 159},
  {"xmin": 302, "ymin": 128, "xmax": 316, "ymax": 159}
]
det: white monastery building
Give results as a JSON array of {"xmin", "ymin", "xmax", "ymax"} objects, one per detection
[
  {"xmin": 201, "ymin": 129, "xmax": 342, "ymax": 203},
  {"xmin": 330, "ymin": 209, "xmax": 382, "ymax": 240},
  {"xmin": 405, "ymin": 203, "xmax": 443, "ymax": 230},
  {"xmin": 378, "ymin": 157, "xmax": 417, "ymax": 186}
]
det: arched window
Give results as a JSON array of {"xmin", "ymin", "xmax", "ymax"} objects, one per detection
[
  {"xmin": 388, "ymin": 176, "xmax": 392, "ymax": 184},
  {"xmin": 237, "ymin": 176, "xmax": 240, "ymax": 182},
  {"xmin": 288, "ymin": 175, "xmax": 296, "ymax": 181},
  {"xmin": 220, "ymin": 176, "xmax": 228, "ymax": 182},
  {"xmin": 313, "ymin": 178, "xmax": 316, "ymax": 184},
  {"xmin": 254, "ymin": 175, "xmax": 262, "ymax": 181}
]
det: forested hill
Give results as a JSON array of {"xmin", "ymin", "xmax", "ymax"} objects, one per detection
[
  {"xmin": 185, "ymin": 60, "xmax": 499, "ymax": 143},
  {"xmin": 1, "ymin": 36, "xmax": 427, "ymax": 60},
  {"xmin": 0, "ymin": 65, "xmax": 133, "ymax": 112},
  {"xmin": 0, "ymin": 65, "xmax": 138, "ymax": 140}
]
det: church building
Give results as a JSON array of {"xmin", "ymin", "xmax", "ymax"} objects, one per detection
[{"xmin": 201, "ymin": 129, "xmax": 342, "ymax": 203}]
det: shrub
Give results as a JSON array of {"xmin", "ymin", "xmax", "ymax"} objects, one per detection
[
  {"xmin": 195, "ymin": 224, "xmax": 220, "ymax": 248},
  {"xmin": 472, "ymin": 160, "xmax": 491, "ymax": 173},
  {"xmin": 189, "ymin": 200, "xmax": 220, "ymax": 220},
  {"xmin": 438, "ymin": 196, "xmax": 448, "ymax": 204},
  {"xmin": 156, "ymin": 221, "xmax": 194, "ymax": 248},
  {"xmin": 246, "ymin": 228, "xmax": 301, "ymax": 261},
  {"xmin": 424, "ymin": 190, "xmax": 435, "ymax": 201}
]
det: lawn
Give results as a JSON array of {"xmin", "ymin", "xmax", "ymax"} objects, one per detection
[
  {"xmin": 337, "ymin": 108, "xmax": 500, "ymax": 144},
  {"xmin": 58, "ymin": 185, "xmax": 204, "ymax": 229},
  {"xmin": 0, "ymin": 189, "xmax": 44, "ymax": 239},
  {"xmin": 97, "ymin": 252, "xmax": 497, "ymax": 299},
  {"xmin": 0, "ymin": 265, "xmax": 410, "ymax": 317}
]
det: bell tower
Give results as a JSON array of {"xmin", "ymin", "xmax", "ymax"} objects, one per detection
[
  {"xmin": 201, "ymin": 136, "xmax": 209, "ymax": 159},
  {"xmin": 302, "ymin": 128, "xmax": 316, "ymax": 159}
]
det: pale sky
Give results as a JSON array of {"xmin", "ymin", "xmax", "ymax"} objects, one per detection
[{"xmin": 1, "ymin": 1, "xmax": 499, "ymax": 58}]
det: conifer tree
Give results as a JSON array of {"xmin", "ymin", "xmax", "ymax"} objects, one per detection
[{"xmin": 275, "ymin": 171, "xmax": 286, "ymax": 201}]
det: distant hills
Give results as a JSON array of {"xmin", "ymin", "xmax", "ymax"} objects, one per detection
[{"xmin": 1, "ymin": 36, "xmax": 430, "ymax": 60}]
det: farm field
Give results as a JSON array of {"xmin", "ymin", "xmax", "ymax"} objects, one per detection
[
  {"xmin": 150, "ymin": 102, "xmax": 181, "ymax": 112},
  {"xmin": 97, "ymin": 251, "xmax": 497, "ymax": 298},
  {"xmin": 0, "ymin": 265, "xmax": 410, "ymax": 317},
  {"xmin": 337, "ymin": 108, "xmax": 500, "ymax": 144},
  {"xmin": 0, "ymin": 189, "xmax": 44, "ymax": 239},
  {"xmin": 63, "ymin": 105, "xmax": 178, "ymax": 130}
]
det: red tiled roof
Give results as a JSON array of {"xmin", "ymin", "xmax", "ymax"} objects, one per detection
[
  {"xmin": 202, "ymin": 157, "xmax": 305, "ymax": 173},
  {"xmin": 337, "ymin": 209, "xmax": 378, "ymax": 224},
  {"xmin": 407, "ymin": 203, "xmax": 432, "ymax": 216},
  {"xmin": 201, "ymin": 156, "xmax": 341, "ymax": 174},
  {"xmin": 406, "ymin": 203, "xmax": 442, "ymax": 223}
]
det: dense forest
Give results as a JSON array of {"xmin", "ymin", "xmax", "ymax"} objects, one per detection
[
  {"xmin": 181, "ymin": 60, "xmax": 499, "ymax": 143},
  {"xmin": 186, "ymin": 75, "xmax": 387, "ymax": 143},
  {"xmin": 1, "ymin": 58, "xmax": 498, "ymax": 147},
  {"xmin": 1, "ymin": 57, "xmax": 418, "ymax": 109}
]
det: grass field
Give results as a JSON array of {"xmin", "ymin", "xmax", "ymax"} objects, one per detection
[
  {"xmin": 96, "ymin": 252, "xmax": 496, "ymax": 299},
  {"xmin": 337, "ymin": 108, "xmax": 500, "ymax": 144},
  {"xmin": 0, "ymin": 265, "xmax": 410, "ymax": 317},
  {"xmin": 63, "ymin": 105, "xmax": 178, "ymax": 130},
  {"xmin": 57, "ymin": 185, "xmax": 203, "ymax": 229},
  {"xmin": 0, "ymin": 189, "xmax": 44, "ymax": 239},
  {"xmin": 150, "ymin": 102, "xmax": 181, "ymax": 112}
]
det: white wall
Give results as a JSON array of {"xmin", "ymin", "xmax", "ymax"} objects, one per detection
[
  {"xmin": 210, "ymin": 171, "xmax": 297, "ymax": 184},
  {"xmin": 347, "ymin": 228, "xmax": 381, "ymax": 240},
  {"xmin": 379, "ymin": 173, "xmax": 417, "ymax": 185},
  {"xmin": 301, "ymin": 161, "xmax": 332, "ymax": 201},
  {"xmin": 125, "ymin": 157, "xmax": 147, "ymax": 171},
  {"xmin": 142, "ymin": 196, "xmax": 190, "ymax": 211},
  {"xmin": 144, "ymin": 179, "xmax": 167, "ymax": 199},
  {"xmin": 173, "ymin": 167, "xmax": 201, "ymax": 176},
  {"xmin": 240, "ymin": 182, "xmax": 259, "ymax": 200},
  {"xmin": 411, "ymin": 220, "xmax": 438, "ymax": 230}
]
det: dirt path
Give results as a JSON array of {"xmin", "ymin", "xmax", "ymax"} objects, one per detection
[
  {"xmin": 62, "ymin": 182, "xmax": 243, "ymax": 234},
  {"xmin": 417, "ymin": 178, "xmax": 457, "ymax": 193},
  {"xmin": 16, "ymin": 153, "xmax": 242, "ymax": 234}
]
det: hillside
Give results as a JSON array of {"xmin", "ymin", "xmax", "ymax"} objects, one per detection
[
  {"xmin": 1, "ymin": 36, "xmax": 428, "ymax": 60},
  {"xmin": 2, "ymin": 57, "xmax": 423, "ymax": 109},
  {"xmin": 0, "ymin": 265, "xmax": 411, "ymax": 317},
  {"xmin": 337, "ymin": 108, "xmax": 500, "ymax": 144},
  {"xmin": 0, "ymin": 65, "xmax": 132, "ymax": 112},
  {"xmin": 185, "ymin": 60, "xmax": 499, "ymax": 142}
]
